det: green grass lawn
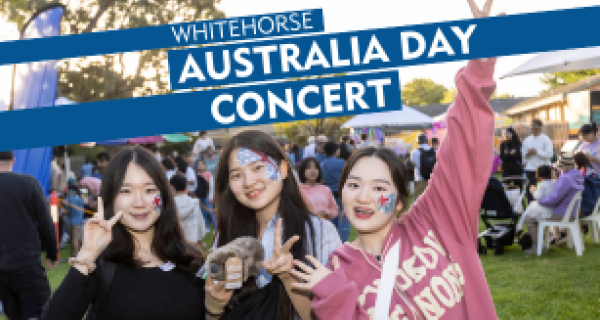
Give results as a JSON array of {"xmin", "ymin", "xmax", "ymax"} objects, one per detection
[{"xmin": 4, "ymin": 203, "xmax": 600, "ymax": 319}]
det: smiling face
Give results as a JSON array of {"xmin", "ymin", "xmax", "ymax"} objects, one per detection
[
  {"xmin": 114, "ymin": 162, "xmax": 162, "ymax": 232},
  {"xmin": 228, "ymin": 148, "xmax": 287, "ymax": 211},
  {"xmin": 304, "ymin": 160, "xmax": 320, "ymax": 183},
  {"xmin": 342, "ymin": 156, "xmax": 403, "ymax": 234}
]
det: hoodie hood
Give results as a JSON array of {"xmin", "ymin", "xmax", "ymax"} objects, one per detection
[
  {"xmin": 174, "ymin": 195, "xmax": 199, "ymax": 220},
  {"xmin": 562, "ymin": 168, "xmax": 584, "ymax": 190}
]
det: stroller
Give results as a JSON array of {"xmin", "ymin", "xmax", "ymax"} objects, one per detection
[{"xmin": 478, "ymin": 176, "xmax": 526, "ymax": 255}]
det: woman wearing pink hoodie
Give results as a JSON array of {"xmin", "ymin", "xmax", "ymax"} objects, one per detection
[{"xmin": 289, "ymin": 2, "xmax": 501, "ymax": 319}]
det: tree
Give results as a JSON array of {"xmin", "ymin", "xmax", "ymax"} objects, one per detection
[
  {"xmin": 540, "ymin": 70, "xmax": 600, "ymax": 93},
  {"xmin": 401, "ymin": 78, "xmax": 447, "ymax": 106},
  {"xmin": 2, "ymin": 0, "xmax": 225, "ymax": 103},
  {"xmin": 440, "ymin": 87, "xmax": 456, "ymax": 104},
  {"xmin": 274, "ymin": 116, "xmax": 353, "ymax": 145},
  {"xmin": 491, "ymin": 92, "xmax": 515, "ymax": 99}
]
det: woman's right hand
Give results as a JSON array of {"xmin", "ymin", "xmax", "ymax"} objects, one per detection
[{"xmin": 79, "ymin": 197, "xmax": 123, "ymax": 262}]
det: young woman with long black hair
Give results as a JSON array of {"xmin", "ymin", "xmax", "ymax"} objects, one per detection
[
  {"xmin": 211, "ymin": 130, "xmax": 342, "ymax": 319},
  {"xmin": 499, "ymin": 127, "xmax": 523, "ymax": 188},
  {"xmin": 42, "ymin": 146, "xmax": 232, "ymax": 320}
]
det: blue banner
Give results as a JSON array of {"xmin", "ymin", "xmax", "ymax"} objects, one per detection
[
  {"xmin": 11, "ymin": 4, "xmax": 65, "ymax": 196},
  {"xmin": 168, "ymin": 6, "xmax": 600, "ymax": 90},
  {"xmin": 0, "ymin": 71, "xmax": 401, "ymax": 151},
  {"xmin": 0, "ymin": 9, "xmax": 324, "ymax": 66}
]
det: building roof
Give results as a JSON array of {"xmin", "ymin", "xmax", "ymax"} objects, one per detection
[
  {"xmin": 505, "ymin": 73, "xmax": 600, "ymax": 115},
  {"xmin": 415, "ymin": 98, "xmax": 530, "ymax": 118}
]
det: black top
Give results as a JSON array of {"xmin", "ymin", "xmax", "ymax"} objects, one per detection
[
  {"xmin": 42, "ymin": 264, "xmax": 206, "ymax": 320},
  {"xmin": 499, "ymin": 140, "xmax": 523, "ymax": 177},
  {"xmin": 0, "ymin": 172, "xmax": 57, "ymax": 270}
]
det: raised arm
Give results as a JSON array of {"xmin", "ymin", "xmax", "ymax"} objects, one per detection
[{"xmin": 410, "ymin": 57, "xmax": 498, "ymax": 246}]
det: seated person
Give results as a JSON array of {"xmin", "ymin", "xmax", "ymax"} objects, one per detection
[
  {"xmin": 523, "ymin": 154, "xmax": 584, "ymax": 254},
  {"xmin": 516, "ymin": 165, "xmax": 555, "ymax": 234}
]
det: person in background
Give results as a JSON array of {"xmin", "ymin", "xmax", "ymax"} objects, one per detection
[
  {"xmin": 303, "ymin": 136, "xmax": 317, "ymax": 159},
  {"xmin": 192, "ymin": 130, "xmax": 215, "ymax": 161},
  {"xmin": 171, "ymin": 174, "xmax": 205, "ymax": 244},
  {"xmin": 314, "ymin": 135, "xmax": 328, "ymax": 163},
  {"xmin": 0, "ymin": 151, "xmax": 58, "ymax": 320},
  {"xmin": 152, "ymin": 146, "xmax": 162, "ymax": 162},
  {"xmin": 182, "ymin": 149, "xmax": 198, "ymax": 196},
  {"xmin": 524, "ymin": 154, "xmax": 583, "ymax": 254},
  {"xmin": 65, "ymin": 184, "xmax": 85, "ymax": 256},
  {"xmin": 358, "ymin": 133, "xmax": 376, "ymax": 149},
  {"xmin": 411, "ymin": 133, "xmax": 435, "ymax": 201},
  {"xmin": 298, "ymin": 157, "xmax": 339, "ymax": 220},
  {"xmin": 201, "ymin": 146, "xmax": 220, "ymax": 179},
  {"xmin": 577, "ymin": 122, "xmax": 600, "ymax": 173},
  {"xmin": 431, "ymin": 137, "xmax": 440, "ymax": 150},
  {"xmin": 161, "ymin": 158, "xmax": 177, "ymax": 181},
  {"xmin": 522, "ymin": 119, "xmax": 553, "ymax": 202},
  {"xmin": 500, "ymin": 127, "xmax": 524, "ymax": 189},
  {"xmin": 321, "ymin": 142, "xmax": 350, "ymax": 242},
  {"xmin": 404, "ymin": 152, "xmax": 415, "ymax": 197},
  {"xmin": 285, "ymin": 143, "xmax": 296, "ymax": 167},
  {"xmin": 92, "ymin": 152, "xmax": 110, "ymax": 180},
  {"xmin": 491, "ymin": 149, "xmax": 502, "ymax": 175},
  {"xmin": 81, "ymin": 157, "xmax": 94, "ymax": 178},
  {"xmin": 291, "ymin": 143, "xmax": 302, "ymax": 167},
  {"xmin": 195, "ymin": 159, "xmax": 216, "ymax": 231},
  {"xmin": 80, "ymin": 176, "xmax": 102, "ymax": 198},
  {"xmin": 339, "ymin": 136, "xmax": 352, "ymax": 161},
  {"xmin": 52, "ymin": 160, "xmax": 67, "ymax": 196}
]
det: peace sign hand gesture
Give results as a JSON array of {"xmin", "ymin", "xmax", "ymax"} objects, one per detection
[
  {"xmin": 263, "ymin": 219, "xmax": 300, "ymax": 280},
  {"xmin": 466, "ymin": 0, "xmax": 495, "ymax": 19},
  {"xmin": 290, "ymin": 255, "xmax": 341, "ymax": 292},
  {"xmin": 79, "ymin": 197, "xmax": 123, "ymax": 263}
]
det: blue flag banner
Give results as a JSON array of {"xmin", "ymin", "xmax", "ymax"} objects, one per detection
[
  {"xmin": 0, "ymin": 9, "xmax": 324, "ymax": 66},
  {"xmin": 11, "ymin": 4, "xmax": 65, "ymax": 196},
  {"xmin": 0, "ymin": 71, "xmax": 401, "ymax": 151},
  {"xmin": 168, "ymin": 6, "xmax": 600, "ymax": 90}
]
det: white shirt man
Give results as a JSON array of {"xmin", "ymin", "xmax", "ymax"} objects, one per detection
[{"xmin": 192, "ymin": 132, "xmax": 215, "ymax": 160}]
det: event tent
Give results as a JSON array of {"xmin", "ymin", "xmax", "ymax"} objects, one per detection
[
  {"xmin": 502, "ymin": 46, "xmax": 600, "ymax": 78},
  {"xmin": 342, "ymin": 106, "xmax": 434, "ymax": 130}
]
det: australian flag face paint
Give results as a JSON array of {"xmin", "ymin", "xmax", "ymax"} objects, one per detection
[
  {"xmin": 376, "ymin": 193, "xmax": 396, "ymax": 215},
  {"xmin": 152, "ymin": 194, "xmax": 163, "ymax": 214},
  {"xmin": 235, "ymin": 148, "xmax": 281, "ymax": 181}
]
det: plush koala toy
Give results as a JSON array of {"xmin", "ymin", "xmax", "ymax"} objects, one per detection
[{"xmin": 206, "ymin": 236, "xmax": 265, "ymax": 282}]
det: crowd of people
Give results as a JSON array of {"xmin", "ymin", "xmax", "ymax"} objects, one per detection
[{"xmin": 3, "ymin": 1, "xmax": 599, "ymax": 318}]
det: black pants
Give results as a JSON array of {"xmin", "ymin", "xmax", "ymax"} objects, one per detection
[
  {"xmin": 525, "ymin": 170, "xmax": 537, "ymax": 203},
  {"xmin": 0, "ymin": 265, "xmax": 51, "ymax": 320}
]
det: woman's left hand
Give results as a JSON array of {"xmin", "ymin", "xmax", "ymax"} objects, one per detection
[
  {"xmin": 264, "ymin": 218, "xmax": 300, "ymax": 280},
  {"xmin": 205, "ymin": 275, "xmax": 234, "ymax": 315},
  {"xmin": 290, "ymin": 255, "xmax": 340, "ymax": 292}
]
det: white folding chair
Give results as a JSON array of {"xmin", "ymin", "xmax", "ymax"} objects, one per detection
[
  {"xmin": 537, "ymin": 191, "xmax": 585, "ymax": 256},
  {"xmin": 581, "ymin": 197, "xmax": 600, "ymax": 243}
]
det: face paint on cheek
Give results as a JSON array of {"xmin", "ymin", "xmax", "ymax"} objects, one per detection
[
  {"xmin": 152, "ymin": 195, "xmax": 163, "ymax": 214},
  {"xmin": 236, "ymin": 148, "xmax": 281, "ymax": 181},
  {"xmin": 376, "ymin": 193, "xmax": 396, "ymax": 215}
]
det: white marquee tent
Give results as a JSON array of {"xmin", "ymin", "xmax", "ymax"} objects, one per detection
[{"xmin": 342, "ymin": 106, "xmax": 434, "ymax": 130}]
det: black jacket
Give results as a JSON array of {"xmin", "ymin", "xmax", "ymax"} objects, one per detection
[
  {"xmin": 499, "ymin": 141, "xmax": 523, "ymax": 177},
  {"xmin": 0, "ymin": 172, "xmax": 57, "ymax": 271}
]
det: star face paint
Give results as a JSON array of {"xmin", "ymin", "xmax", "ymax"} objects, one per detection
[
  {"xmin": 235, "ymin": 148, "xmax": 281, "ymax": 181},
  {"xmin": 152, "ymin": 194, "xmax": 163, "ymax": 214},
  {"xmin": 376, "ymin": 193, "xmax": 396, "ymax": 215}
]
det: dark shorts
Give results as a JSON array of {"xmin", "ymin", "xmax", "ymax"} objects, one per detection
[{"xmin": 0, "ymin": 265, "xmax": 51, "ymax": 319}]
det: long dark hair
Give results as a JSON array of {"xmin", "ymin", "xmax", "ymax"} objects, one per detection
[
  {"xmin": 298, "ymin": 157, "xmax": 323, "ymax": 183},
  {"xmin": 214, "ymin": 130, "xmax": 316, "ymax": 320},
  {"xmin": 339, "ymin": 147, "xmax": 409, "ymax": 213},
  {"xmin": 101, "ymin": 146, "xmax": 202, "ymax": 274},
  {"xmin": 580, "ymin": 122, "xmax": 598, "ymax": 136},
  {"xmin": 504, "ymin": 127, "xmax": 521, "ymax": 148}
]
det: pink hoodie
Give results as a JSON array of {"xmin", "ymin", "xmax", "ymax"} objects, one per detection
[{"xmin": 311, "ymin": 59, "xmax": 498, "ymax": 320}]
